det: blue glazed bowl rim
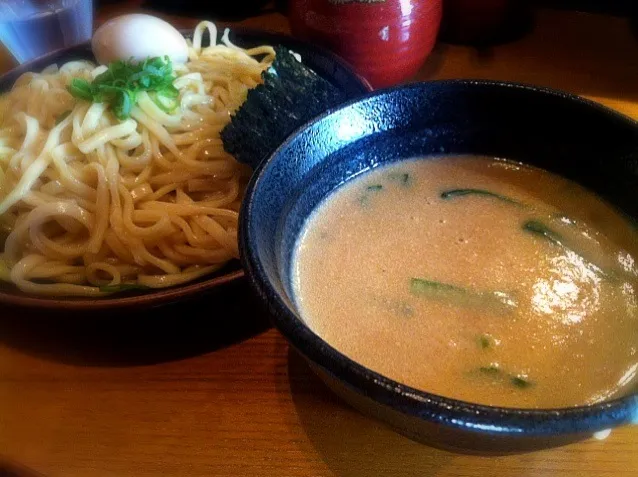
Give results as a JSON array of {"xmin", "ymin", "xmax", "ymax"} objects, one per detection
[{"xmin": 240, "ymin": 79, "xmax": 638, "ymax": 436}]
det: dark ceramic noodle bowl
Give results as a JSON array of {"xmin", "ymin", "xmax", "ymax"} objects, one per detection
[
  {"xmin": 240, "ymin": 80, "xmax": 638, "ymax": 451},
  {"xmin": 0, "ymin": 28, "xmax": 371, "ymax": 310}
]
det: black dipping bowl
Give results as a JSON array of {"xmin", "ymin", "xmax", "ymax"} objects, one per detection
[{"xmin": 240, "ymin": 80, "xmax": 638, "ymax": 452}]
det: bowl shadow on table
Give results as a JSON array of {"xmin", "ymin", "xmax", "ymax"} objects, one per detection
[
  {"xmin": 0, "ymin": 278, "xmax": 271, "ymax": 367},
  {"xmin": 282, "ymin": 347, "xmax": 451, "ymax": 477},
  {"xmin": 0, "ymin": 458, "xmax": 45, "ymax": 477},
  {"xmin": 284, "ymin": 348, "xmax": 589, "ymax": 475}
]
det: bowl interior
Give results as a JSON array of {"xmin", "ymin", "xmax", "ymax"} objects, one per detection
[
  {"xmin": 242, "ymin": 80, "xmax": 638, "ymax": 434},
  {"xmin": 0, "ymin": 27, "xmax": 371, "ymax": 310}
]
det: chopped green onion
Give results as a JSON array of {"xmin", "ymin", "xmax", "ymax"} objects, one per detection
[
  {"xmin": 478, "ymin": 335, "xmax": 492, "ymax": 349},
  {"xmin": 366, "ymin": 184, "xmax": 383, "ymax": 191},
  {"xmin": 68, "ymin": 78, "xmax": 93, "ymax": 101},
  {"xmin": 440, "ymin": 188, "xmax": 522, "ymax": 206},
  {"xmin": 410, "ymin": 278, "xmax": 517, "ymax": 313},
  {"xmin": 475, "ymin": 365, "xmax": 534, "ymax": 390},
  {"xmin": 388, "ymin": 172, "xmax": 411, "ymax": 186},
  {"xmin": 479, "ymin": 365, "xmax": 501, "ymax": 376},
  {"xmin": 151, "ymin": 92, "xmax": 179, "ymax": 113},
  {"xmin": 522, "ymin": 219, "xmax": 563, "ymax": 246},
  {"xmin": 113, "ymin": 90, "xmax": 133, "ymax": 120},
  {"xmin": 410, "ymin": 278, "xmax": 465, "ymax": 296},
  {"xmin": 523, "ymin": 219, "xmax": 611, "ymax": 278},
  {"xmin": 511, "ymin": 376, "xmax": 533, "ymax": 388},
  {"xmin": 67, "ymin": 56, "xmax": 179, "ymax": 120}
]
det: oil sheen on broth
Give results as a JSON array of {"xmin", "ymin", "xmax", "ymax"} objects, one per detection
[{"xmin": 292, "ymin": 156, "xmax": 638, "ymax": 408}]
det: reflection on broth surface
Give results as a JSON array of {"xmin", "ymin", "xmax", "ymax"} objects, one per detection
[{"xmin": 292, "ymin": 156, "xmax": 638, "ymax": 408}]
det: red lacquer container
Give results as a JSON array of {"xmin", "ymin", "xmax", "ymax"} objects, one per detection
[{"xmin": 289, "ymin": 0, "xmax": 443, "ymax": 89}]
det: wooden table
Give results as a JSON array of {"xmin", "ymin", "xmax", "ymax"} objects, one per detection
[{"xmin": 1, "ymin": 5, "xmax": 638, "ymax": 477}]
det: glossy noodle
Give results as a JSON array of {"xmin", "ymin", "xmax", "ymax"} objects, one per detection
[{"xmin": 0, "ymin": 21, "xmax": 273, "ymax": 296}]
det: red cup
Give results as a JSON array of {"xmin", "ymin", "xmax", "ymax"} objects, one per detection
[{"xmin": 289, "ymin": 0, "xmax": 442, "ymax": 89}]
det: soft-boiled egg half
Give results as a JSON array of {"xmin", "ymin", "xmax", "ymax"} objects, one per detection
[{"xmin": 92, "ymin": 14, "xmax": 189, "ymax": 65}]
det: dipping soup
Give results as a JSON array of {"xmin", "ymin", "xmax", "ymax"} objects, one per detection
[{"xmin": 292, "ymin": 156, "xmax": 638, "ymax": 409}]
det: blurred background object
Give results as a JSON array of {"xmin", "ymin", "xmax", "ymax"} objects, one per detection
[
  {"xmin": 0, "ymin": 0, "xmax": 93, "ymax": 63},
  {"xmin": 288, "ymin": 0, "xmax": 442, "ymax": 89},
  {"xmin": 142, "ymin": 0, "xmax": 270, "ymax": 20},
  {"xmin": 440, "ymin": 0, "xmax": 533, "ymax": 46},
  {"xmin": 535, "ymin": 0, "xmax": 635, "ymax": 16},
  {"xmin": 274, "ymin": 0, "xmax": 288, "ymax": 15}
]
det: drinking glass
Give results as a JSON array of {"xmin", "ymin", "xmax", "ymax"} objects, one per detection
[{"xmin": 0, "ymin": 0, "xmax": 93, "ymax": 64}]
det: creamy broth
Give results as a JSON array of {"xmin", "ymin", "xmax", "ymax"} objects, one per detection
[{"xmin": 292, "ymin": 156, "xmax": 638, "ymax": 409}]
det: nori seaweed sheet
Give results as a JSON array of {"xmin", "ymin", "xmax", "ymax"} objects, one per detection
[{"xmin": 220, "ymin": 46, "xmax": 348, "ymax": 166}]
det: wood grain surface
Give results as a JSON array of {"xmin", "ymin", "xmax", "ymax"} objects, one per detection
[{"xmin": 1, "ymin": 4, "xmax": 637, "ymax": 477}]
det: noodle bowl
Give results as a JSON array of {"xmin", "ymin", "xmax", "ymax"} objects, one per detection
[{"xmin": 0, "ymin": 21, "xmax": 274, "ymax": 297}]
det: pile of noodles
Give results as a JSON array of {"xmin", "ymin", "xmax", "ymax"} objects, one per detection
[{"xmin": 0, "ymin": 21, "xmax": 274, "ymax": 296}]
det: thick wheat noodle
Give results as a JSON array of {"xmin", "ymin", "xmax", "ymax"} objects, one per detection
[{"xmin": 0, "ymin": 21, "xmax": 275, "ymax": 296}]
